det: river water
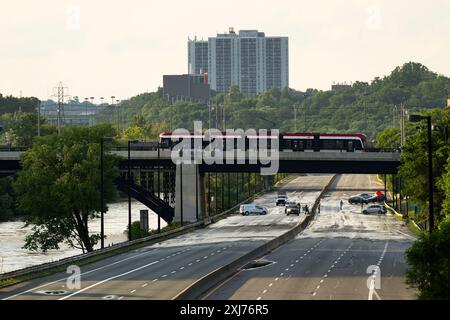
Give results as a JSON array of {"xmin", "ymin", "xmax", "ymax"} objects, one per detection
[{"xmin": 0, "ymin": 200, "xmax": 167, "ymax": 274}]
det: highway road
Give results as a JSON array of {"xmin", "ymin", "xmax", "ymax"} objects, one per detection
[
  {"xmin": 0, "ymin": 174, "xmax": 332, "ymax": 300},
  {"xmin": 205, "ymin": 174, "xmax": 417, "ymax": 300}
]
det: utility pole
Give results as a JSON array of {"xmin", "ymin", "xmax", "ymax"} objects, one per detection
[
  {"xmin": 208, "ymin": 101, "xmax": 212, "ymax": 129},
  {"xmin": 37, "ymin": 101, "xmax": 41, "ymax": 137},
  {"xmin": 400, "ymin": 103, "xmax": 407, "ymax": 147},
  {"xmin": 393, "ymin": 105, "xmax": 398, "ymax": 129},
  {"xmin": 294, "ymin": 105, "xmax": 297, "ymax": 132},
  {"xmin": 223, "ymin": 104, "xmax": 226, "ymax": 131}
]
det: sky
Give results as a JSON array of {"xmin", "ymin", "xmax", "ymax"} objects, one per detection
[{"xmin": 1, "ymin": 0, "xmax": 449, "ymax": 102}]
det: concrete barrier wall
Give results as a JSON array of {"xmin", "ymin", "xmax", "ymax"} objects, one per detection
[
  {"xmin": 0, "ymin": 221, "xmax": 204, "ymax": 282},
  {"xmin": 0, "ymin": 176, "xmax": 292, "ymax": 282},
  {"xmin": 173, "ymin": 174, "xmax": 338, "ymax": 300}
]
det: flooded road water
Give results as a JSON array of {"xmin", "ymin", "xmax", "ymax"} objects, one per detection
[{"xmin": 0, "ymin": 200, "xmax": 167, "ymax": 274}]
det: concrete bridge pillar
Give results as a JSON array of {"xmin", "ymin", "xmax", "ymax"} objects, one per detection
[{"xmin": 174, "ymin": 164, "xmax": 205, "ymax": 223}]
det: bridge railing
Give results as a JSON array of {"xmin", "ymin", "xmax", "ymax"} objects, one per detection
[
  {"xmin": 365, "ymin": 148, "xmax": 401, "ymax": 153},
  {"xmin": 0, "ymin": 145, "xmax": 28, "ymax": 152}
]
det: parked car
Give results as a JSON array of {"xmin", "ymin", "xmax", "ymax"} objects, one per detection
[
  {"xmin": 285, "ymin": 202, "xmax": 301, "ymax": 216},
  {"xmin": 276, "ymin": 195, "xmax": 288, "ymax": 206},
  {"xmin": 348, "ymin": 194, "xmax": 372, "ymax": 204},
  {"xmin": 240, "ymin": 204, "xmax": 268, "ymax": 216},
  {"xmin": 362, "ymin": 204, "xmax": 387, "ymax": 215}
]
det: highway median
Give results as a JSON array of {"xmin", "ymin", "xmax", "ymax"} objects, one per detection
[{"xmin": 173, "ymin": 174, "xmax": 338, "ymax": 300}]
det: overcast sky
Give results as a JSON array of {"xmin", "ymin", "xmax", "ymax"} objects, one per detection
[{"xmin": 1, "ymin": 0, "xmax": 449, "ymax": 102}]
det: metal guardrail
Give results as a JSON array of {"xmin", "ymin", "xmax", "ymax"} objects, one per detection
[
  {"xmin": 0, "ymin": 220, "xmax": 205, "ymax": 282},
  {"xmin": 0, "ymin": 146, "xmax": 28, "ymax": 152}
]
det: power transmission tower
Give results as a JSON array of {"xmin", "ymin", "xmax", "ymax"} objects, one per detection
[{"xmin": 52, "ymin": 82, "xmax": 70, "ymax": 135}]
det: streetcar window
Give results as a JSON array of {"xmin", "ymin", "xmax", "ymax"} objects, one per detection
[{"xmin": 306, "ymin": 140, "xmax": 312, "ymax": 150}]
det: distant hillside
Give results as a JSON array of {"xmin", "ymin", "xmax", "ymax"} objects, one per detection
[{"xmin": 117, "ymin": 62, "xmax": 450, "ymax": 139}]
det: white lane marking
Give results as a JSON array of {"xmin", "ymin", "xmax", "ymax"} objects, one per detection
[
  {"xmin": 171, "ymin": 271, "xmax": 176, "ymax": 274},
  {"xmin": 161, "ymin": 274, "xmax": 167, "ymax": 278},
  {"xmin": 188, "ymin": 263, "xmax": 193, "ymax": 266},
  {"xmin": 275, "ymin": 278, "xmax": 279, "ymax": 281},
  {"xmin": 118, "ymin": 296, "xmax": 124, "ymax": 300},
  {"xmin": 142, "ymin": 283, "xmax": 148, "ymax": 288},
  {"xmin": 130, "ymin": 289, "xmax": 136, "ymax": 294},
  {"xmin": 196, "ymin": 259, "xmax": 201, "ymax": 262},
  {"xmin": 180, "ymin": 267, "xmax": 185, "ymax": 270},
  {"xmin": 263, "ymin": 289, "xmax": 267, "ymax": 294},
  {"xmin": 2, "ymin": 247, "xmax": 181, "ymax": 300},
  {"xmin": 269, "ymin": 283, "xmax": 273, "ymax": 287},
  {"xmin": 312, "ymin": 242, "xmax": 353, "ymax": 297},
  {"xmin": 257, "ymin": 297, "xmax": 262, "ymax": 300},
  {"xmin": 152, "ymin": 279, "xmax": 158, "ymax": 282},
  {"xmin": 59, "ymin": 260, "xmax": 159, "ymax": 300},
  {"xmin": 369, "ymin": 242, "xmax": 388, "ymax": 301}
]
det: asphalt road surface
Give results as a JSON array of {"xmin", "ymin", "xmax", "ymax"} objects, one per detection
[
  {"xmin": 205, "ymin": 174, "xmax": 417, "ymax": 300},
  {"xmin": 0, "ymin": 174, "xmax": 332, "ymax": 300}
]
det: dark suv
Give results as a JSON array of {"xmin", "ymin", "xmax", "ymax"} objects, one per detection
[
  {"xmin": 285, "ymin": 202, "xmax": 301, "ymax": 216},
  {"xmin": 348, "ymin": 194, "xmax": 372, "ymax": 204}
]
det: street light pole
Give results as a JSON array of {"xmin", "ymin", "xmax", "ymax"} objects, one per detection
[
  {"xmin": 100, "ymin": 138, "xmax": 104, "ymax": 249},
  {"xmin": 100, "ymin": 137, "xmax": 113, "ymax": 248},
  {"xmin": 409, "ymin": 114, "xmax": 434, "ymax": 233},
  {"xmin": 426, "ymin": 116, "xmax": 434, "ymax": 232},
  {"xmin": 128, "ymin": 140, "xmax": 139, "ymax": 241}
]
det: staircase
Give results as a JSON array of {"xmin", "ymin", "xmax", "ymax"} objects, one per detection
[{"xmin": 115, "ymin": 177, "xmax": 174, "ymax": 224}]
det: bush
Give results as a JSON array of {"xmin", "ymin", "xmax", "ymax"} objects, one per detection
[
  {"xmin": 405, "ymin": 218, "xmax": 450, "ymax": 299},
  {"xmin": 126, "ymin": 221, "xmax": 150, "ymax": 240}
]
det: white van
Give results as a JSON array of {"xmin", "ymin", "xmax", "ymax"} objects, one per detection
[{"xmin": 239, "ymin": 204, "xmax": 268, "ymax": 216}]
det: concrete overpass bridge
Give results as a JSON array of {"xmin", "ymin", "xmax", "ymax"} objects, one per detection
[{"xmin": 0, "ymin": 149, "xmax": 401, "ymax": 224}]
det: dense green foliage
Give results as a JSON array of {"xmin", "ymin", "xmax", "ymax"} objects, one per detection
[
  {"xmin": 115, "ymin": 62, "xmax": 450, "ymax": 140},
  {"xmin": 0, "ymin": 112, "xmax": 54, "ymax": 147},
  {"xmin": 126, "ymin": 221, "xmax": 150, "ymax": 240},
  {"xmin": 375, "ymin": 108, "xmax": 450, "ymax": 226},
  {"xmin": 375, "ymin": 107, "xmax": 450, "ymax": 300},
  {"xmin": 0, "ymin": 94, "xmax": 39, "ymax": 115},
  {"xmin": 406, "ymin": 217, "xmax": 450, "ymax": 299},
  {"xmin": 0, "ymin": 176, "xmax": 17, "ymax": 221},
  {"xmin": 13, "ymin": 125, "xmax": 119, "ymax": 253}
]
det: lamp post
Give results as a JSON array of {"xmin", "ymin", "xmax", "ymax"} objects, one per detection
[
  {"xmin": 127, "ymin": 140, "xmax": 139, "ymax": 241},
  {"xmin": 90, "ymin": 97, "xmax": 95, "ymax": 125},
  {"xmin": 100, "ymin": 136, "xmax": 113, "ymax": 248},
  {"xmin": 84, "ymin": 98, "xmax": 89, "ymax": 126},
  {"xmin": 409, "ymin": 114, "xmax": 434, "ymax": 233}
]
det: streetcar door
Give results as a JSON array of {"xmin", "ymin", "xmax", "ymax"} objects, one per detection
[
  {"xmin": 313, "ymin": 135, "xmax": 320, "ymax": 152},
  {"xmin": 347, "ymin": 141, "xmax": 355, "ymax": 152}
]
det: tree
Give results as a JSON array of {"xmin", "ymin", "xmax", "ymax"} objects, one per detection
[
  {"xmin": 123, "ymin": 125, "xmax": 146, "ymax": 140},
  {"xmin": 405, "ymin": 217, "xmax": 450, "ymax": 299},
  {"xmin": 0, "ymin": 112, "xmax": 49, "ymax": 147},
  {"xmin": 399, "ymin": 109, "xmax": 450, "ymax": 223},
  {"xmin": 0, "ymin": 176, "xmax": 15, "ymax": 221},
  {"xmin": 375, "ymin": 127, "xmax": 401, "ymax": 149},
  {"xmin": 13, "ymin": 124, "xmax": 119, "ymax": 253}
]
